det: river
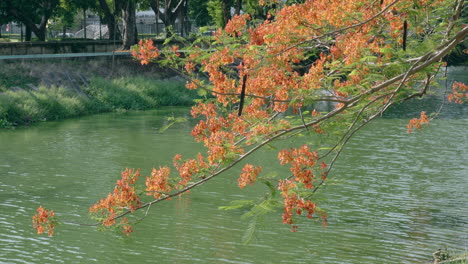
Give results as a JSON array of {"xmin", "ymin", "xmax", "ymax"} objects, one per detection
[{"xmin": 0, "ymin": 67, "xmax": 467, "ymax": 263}]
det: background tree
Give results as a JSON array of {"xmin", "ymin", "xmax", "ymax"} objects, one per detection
[
  {"xmin": 0, "ymin": 3, "xmax": 15, "ymax": 38},
  {"xmin": 52, "ymin": 0, "xmax": 97, "ymax": 39},
  {"xmin": 33, "ymin": 0, "xmax": 468, "ymax": 237},
  {"xmin": 93, "ymin": 0, "xmax": 138, "ymax": 48},
  {"xmin": 68, "ymin": 0, "xmax": 97, "ymax": 39},
  {"xmin": 207, "ymin": 0, "xmax": 232, "ymax": 28},
  {"xmin": 120, "ymin": 0, "xmax": 139, "ymax": 49},
  {"xmin": 242, "ymin": 0, "xmax": 283, "ymax": 21},
  {"xmin": 188, "ymin": 0, "xmax": 211, "ymax": 27},
  {"xmin": 144, "ymin": 0, "xmax": 187, "ymax": 38},
  {"xmin": 1, "ymin": 0, "xmax": 60, "ymax": 41},
  {"xmin": 48, "ymin": 6, "xmax": 76, "ymax": 38},
  {"xmin": 96, "ymin": 0, "xmax": 122, "ymax": 41}
]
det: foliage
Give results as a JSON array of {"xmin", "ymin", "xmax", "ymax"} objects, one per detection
[
  {"xmin": 0, "ymin": 0, "xmax": 61, "ymax": 41},
  {"xmin": 142, "ymin": 0, "xmax": 190, "ymax": 38},
  {"xmin": 207, "ymin": 0, "xmax": 230, "ymax": 28},
  {"xmin": 0, "ymin": 86, "xmax": 87, "ymax": 125},
  {"xmin": 0, "ymin": 66, "xmax": 39, "ymax": 92},
  {"xmin": 34, "ymin": 0, "xmax": 467, "ymax": 238},
  {"xmin": 188, "ymin": 0, "xmax": 211, "ymax": 26},
  {"xmin": 432, "ymin": 247, "xmax": 468, "ymax": 263},
  {"xmin": 48, "ymin": 0, "xmax": 98, "ymax": 35}
]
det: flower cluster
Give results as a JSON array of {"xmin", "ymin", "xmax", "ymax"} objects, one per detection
[
  {"xmin": 120, "ymin": 217, "xmax": 133, "ymax": 236},
  {"xmin": 89, "ymin": 169, "xmax": 142, "ymax": 227},
  {"xmin": 278, "ymin": 180, "xmax": 325, "ymax": 232},
  {"xmin": 407, "ymin": 111, "xmax": 429, "ymax": 133},
  {"xmin": 448, "ymin": 82, "xmax": 468, "ymax": 104},
  {"xmin": 32, "ymin": 206, "xmax": 56, "ymax": 236},
  {"xmin": 225, "ymin": 14, "xmax": 250, "ymax": 37},
  {"xmin": 238, "ymin": 164, "xmax": 262, "ymax": 189},
  {"xmin": 278, "ymin": 145, "xmax": 319, "ymax": 189},
  {"xmin": 145, "ymin": 166, "xmax": 172, "ymax": 199},
  {"xmin": 173, "ymin": 154, "xmax": 209, "ymax": 188},
  {"xmin": 170, "ymin": 45, "xmax": 181, "ymax": 57},
  {"xmin": 131, "ymin": 39, "xmax": 160, "ymax": 65},
  {"xmin": 190, "ymin": 103, "xmax": 246, "ymax": 164}
]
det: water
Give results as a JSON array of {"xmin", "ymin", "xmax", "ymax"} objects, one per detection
[{"xmin": 0, "ymin": 67, "xmax": 467, "ymax": 263}]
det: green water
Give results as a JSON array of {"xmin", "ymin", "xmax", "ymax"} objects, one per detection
[{"xmin": 0, "ymin": 67, "xmax": 467, "ymax": 263}]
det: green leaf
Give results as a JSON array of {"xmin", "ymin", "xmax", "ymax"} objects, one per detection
[
  {"xmin": 242, "ymin": 199, "xmax": 278, "ymax": 219},
  {"xmin": 265, "ymin": 143, "xmax": 277, "ymax": 150},
  {"xmin": 360, "ymin": 56, "xmax": 377, "ymax": 62},
  {"xmin": 197, "ymin": 88, "xmax": 208, "ymax": 97},
  {"xmin": 218, "ymin": 200, "xmax": 255, "ymax": 210},
  {"xmin": 159, "ymin": 116, "xmax": 188, "ymax": 133},
  {"xmin": 261, "ymin": 180, "xmax": 277, "ymax": 197},
  {"xmin": 242, "ymin": 216, "xmax": 258, "ymax": 245}
]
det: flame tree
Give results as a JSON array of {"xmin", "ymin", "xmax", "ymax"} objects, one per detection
[{"xmin": 34, "ymin": 0, "xmax": 468, "ymax": 236}]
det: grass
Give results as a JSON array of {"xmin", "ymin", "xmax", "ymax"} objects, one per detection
[
  {"xmin": 85, "ymin": 77, "xmax": 198, "ymax": 110},
  {"xmin": 432, "ymin": 248, "xmax": 468, "ymax": 264},
  {"xmin": 0, "ymin": 65, "xmax": 39, "ymax": 92},
  {"xmin": 0, "ymin": 76, "xmax": 199, "ymax": 127}
]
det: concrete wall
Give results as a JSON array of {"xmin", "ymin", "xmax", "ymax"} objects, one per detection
[
  {"xmin": 0, "ymin": 40, "xmax": 162, "ymax": 56},
  {"xmin": 0, "ymin": 41, "xmax": 125, "ymax": 55}
]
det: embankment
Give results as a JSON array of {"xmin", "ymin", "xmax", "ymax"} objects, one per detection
[{"xmin": 0, "ymin": 57, "xmax": 199, "ymax": 127}]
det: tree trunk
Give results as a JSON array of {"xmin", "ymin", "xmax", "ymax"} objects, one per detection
[
  {"xmin": 8, "ymin": 9, "xmax": 47, "ymax": 41},
  {"xmin": 83, "ymin": 8, "xmax": 87, "ymax": 39},
  {"xmin": 29, "ymin": 21, "xmax": 46, "ymax": 41},
  {"xmin": 121, "ymin": 0, "xmax": 138, "ymax": 49},
  {"xmin": 35, "ymin": 27, "xmax": 46, "ymax": 41},
  {"xmin": 178, "ymin": 7, "xmax": 185, "ymax": 36},
  {"xmin": 99, "ymin": 16, "xmax": 102, "ymax": 39},
  {"xmin": 108, "ymin": 16, "xmax": 121, "ymax": 41},
  {"xmin": 134, "ymin": 22, "xmax": 138, "ymax": 43},
  {"xmin": 25, "ymin": 25, "xmax": 32, "ymax": 41},
  {"xmin": 222, "ymin": 0, "xmax": 231, "ymax": 28},
  {"xmin": 154, "ymin": 0, "xmax": 160, "ymax": 36},
  {"xmin": 235, "ymin": 0, "xmax": 242, "ymax": 16},
  {"xmin": 97, "ymin": 0, "xmax": 121, "ymax": 40},
  {"xmin": 150, "ymin": 0, "xmax": 180, "ymax": 38},
  {"xmin": 180, "ymin": 0, "xmax": 190, "ymax": 37}
]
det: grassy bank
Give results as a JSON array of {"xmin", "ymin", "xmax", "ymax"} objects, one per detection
[
  {"xmin": 0, "ymin": 76, "xmax": 198, "ymax": 127},
  {"xmin": 0, "ymin": 58, "xmax": 201, "ymax": 128}
]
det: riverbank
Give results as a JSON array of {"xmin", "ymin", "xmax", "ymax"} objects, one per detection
[{"xmin": 0, "ymin": 58, "xmax": 199, "ymax": 127}]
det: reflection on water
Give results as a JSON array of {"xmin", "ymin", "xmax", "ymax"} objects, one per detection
[{"xmin": 0, "ymin": 67, "xmax": 467, "ymax": 264}]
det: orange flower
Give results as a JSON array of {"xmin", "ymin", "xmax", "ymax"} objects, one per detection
[
  {"xmin": 278, "ymin": 145, "xmax": 319, "ymax": 189},
  {"xmin": 448, "ymin": 82, "xmax": 468, "ymax": 104},
  {"xmin": 121, "ymin": 217, "xmax": 133, "ymax": 236},
  {"xmin": 89, "ymin": 169, "xmax": 142, "ymax": 228},
  {"xmin": 278, "ymin": 179, "xmax": 324, "ymax": 231},
  {"xmin": 32, "ymin": 206, "xmax": 56, "ymax": 236},
  {"xmin": 225, "ymin": 14, "xmax": 250, "ymax": 37},
  {"xmin": 171, "ymin": 45, "xmax": 181, "ymax": 57},
  {"xmin": 238, "ymin": 164, "xmax": 262, "ymax": 189},
  {"xmin": 185, "ymin": 61, "xmax": 195, "ymax": 73},
  {"xmin": 407, "ymin": 111, "xmax": 429, "ymax": 133},
  {"xmin": 146, "ymin": 167, "xmax": 172, "ymax": 199},
  {"xmin": 131, "ymin": 39, "xmax": 160, "ymax": 65}
]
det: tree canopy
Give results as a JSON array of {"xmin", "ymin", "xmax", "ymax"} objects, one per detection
[
  {"xmin": 0, "ymin": 0, "xmax": 60, "ymax": 41},
  {"xmin": 33, "ymin": 0, "xmax": 467, "ymax": 237}
]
